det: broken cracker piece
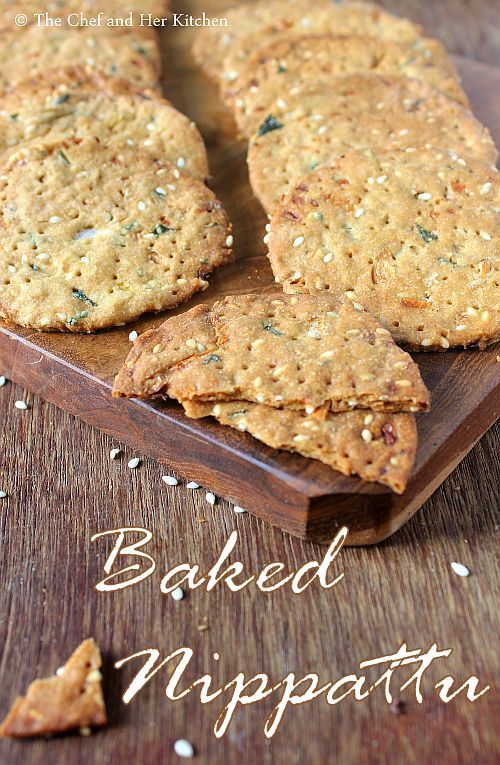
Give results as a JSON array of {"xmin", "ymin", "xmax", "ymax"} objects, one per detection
[
  {"xmin": 183, "ymin": 399, "xmax": 416, "ymax": 494},
  {"xmin": 0, "ymin": 638, "xmax": 107, "ymax": 738},
  {"xmin": 113, "ymin": 294, "xmax": 430, "ymax": 414}
]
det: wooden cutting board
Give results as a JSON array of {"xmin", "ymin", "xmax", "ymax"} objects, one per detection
[{"xmin": 0, "ymin": 8, "xmax": 498, "ymax": 545}]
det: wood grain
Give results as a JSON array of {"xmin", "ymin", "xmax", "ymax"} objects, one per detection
[{"xmin": 0, "ymin": 1, "xmax": 499, "ymax": 764}]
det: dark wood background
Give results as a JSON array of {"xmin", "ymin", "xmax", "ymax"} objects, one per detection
[{"xmin": 0, "ymin": 1, "xmax": 499, "ymax": 763}]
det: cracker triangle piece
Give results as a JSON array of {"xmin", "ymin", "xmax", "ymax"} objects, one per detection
[
  {"xmin": 0, "ymin": 638, "xmax": 107, "ymax": 738},
  {"xmin": 113, "ymin": 294, "xmax": 430, "ymax": 413},
  {"xmin": 182, "ymin": 400, "xmax": 417, "ymax": 494}
]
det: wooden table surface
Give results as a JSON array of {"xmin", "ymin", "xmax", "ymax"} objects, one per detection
[{"xmin": 0, "ymin": 2, "xmax": 499, "ymax": 764}]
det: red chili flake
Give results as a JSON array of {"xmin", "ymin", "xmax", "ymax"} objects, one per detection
[
  {"xmin": 382, "ymin": 423, "xmax": 398, "ymax": 446},
  {"xmin": 291, "ymin": 195, "xmax": 305, "ymax": 206},
  {"xmin": 430, "ymin": 210, "xmax": 440, "ymax": 220},
  {"xmin": 451, "ymin": 180, "xmax": 465, "ymax": 193},
  {"xmin": 336, "ymin": 179, "xmax": 349, "ymax": 185}
]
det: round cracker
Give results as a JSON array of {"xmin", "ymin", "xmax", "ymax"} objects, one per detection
[
  {"xmin": 248, "ymin": 74, "xmax": 497, "ymax": 212},
  {"xmin": 193, "ymin": 0, "xmax": 423, "ymax": 84},
  {"xmin": 268, "ymin": 148, "xmax": 499, "ymax": 350},
  {"xmin": 0, "ymin": 90, "xmax": 208, "ymax": 180},
  {"xmin": 227, "ymin": 34, "xmax": 468, "ymax": 136},
  {"xmin": 0, "ymin": 26, "xmax": 161, "ymax": 93},
  {"xmin": 0, "ymin": 136, "xmax": 232, "ymax": 332}
]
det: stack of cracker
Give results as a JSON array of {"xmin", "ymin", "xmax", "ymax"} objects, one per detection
[
  {"xmin": 193, "ymin": 0, "xmax": 499, "ymax": 351},
  {"xmin": 0, "ymin": 1, "xmax": 233, "ymax": 332},
  {"xmin": 113, "ymin": 294, "xmax": 431, "ymax": 493}
]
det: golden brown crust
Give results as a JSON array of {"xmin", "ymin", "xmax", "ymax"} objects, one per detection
[
  {"xmin": 0, "ymin": 638, "xmax": 107, "ymax": 738},
  {"xmin": 113, "ymin": 294, "xmax": 430, "ymax": 413},
  {"xmin": 267, "ymin": 149, "xmax": 500, "ymax": 350},
  {"xmin": 183, "ymin": 399, "xmax": 417, "ymax": 494},
  {"xmin": 227, "ymin": 34, "xmax": 468, "ymax": 136}
]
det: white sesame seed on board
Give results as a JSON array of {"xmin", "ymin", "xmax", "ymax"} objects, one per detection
[
  {"xmin": 225, "ymin": 234, "xmax": 234, "ymax": 247},
  {"xmin": 173, "ymin": 739, "xmax": 195, "ymax": 758},
  {"xmin": 128, "ymin": 330, "xmax": 138, "ymax": 342},
  {"xmin": 206, "ymin": 492, "xmax": 216, "ymax": 505},
  {"xmin": 186, "ymin": 481, "xmax": 200, "ymax": 489},
  {"xmin": 109, "ymin": 448, "xmax": 121, "ymax": 460},
  {"xmin": 0, "ymin": 376, "xmax": 6, "ymax": 387},
  {"xmin": 171, "ymin": 586, "xmax": 185, "ymax": 601},
  {"xmin": 14, "ymin": 400, "xmax": 28, "ymax": 410},
  {"xmin": 234, "ymin": 506, "xmax": 247, "ymax": 514},
  {"xmin": 0, "ymin": 491, "xmax": 6, "ymax": 498},
  {"xmin": 450, "ymin": 561, "xmax": 470, "ymax": 577},
  {"xmin": 128, "ymin": 457, "xmax": 141, "ymax": 469},
  {"xmin": 162, "ymin": 475, "xmax": 178, "ymax": 486}
]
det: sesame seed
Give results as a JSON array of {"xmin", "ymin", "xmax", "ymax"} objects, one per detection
[
  {"xmin": 138, "ymin": 201, "xmax": 146, "ymax": 211},
  {"xmin": 174, "ymin": 739, "xmax": 195, "ymax": 758},
  {"xmin": 455, "ymin": 324, "xmax": 466, "ymax": 331},
  {"xmin": 186, "ymin": 481, "xmax": 200, "ymax": 489},
  {"xmin": 109, "ymin": 448, "xmax": 121, "ymax": 460},
  {"xmin": 323, "ymin": 253, "xmax": 333, "ymax": 263},
  {"xmin": 353, "ymin": 303, "xmax": 364, "ymax": 312},
  {"xmin": 364, "ymin": 414, "xmax": 374, "ymax": 425},
  {"xmin": 466, "ymin": 307, "xmax": 477, "ymax": 316},
  {"xmin": 226, "ymin": 235, "xmax": 234, "ymax": 247},
  {"xmin": 146, "ymin": 122, "xmax": 155, "ymax": 131},
  {"xmin": 361, "ymin": 429, "xmax": 372, "ymax": 443},
  {"xmin": 450, "ymin": 561, "xmax": 470, "ymax": 577},
  {"xmin": 265, "ymin": 223, "xmax": 271, "ymax": 232},
  {"xmin": 305, "ymin": 405, "xmax": 315, "ymax": 414},
  {"xmin": 395, "ymin": 380, "xmax": 412, "ymax": 387},
  {"xmin": 155, "ymin": 186, "xmax": 166, "ymax": 196},
  {"xmin": 276, "ymin": 98, "xmax": 287, "ymax": 109},
  {"xmin": 479, "ymin": 182, "xmax": 492, "ymax": 195},
  {"xmin": 253, "ymin": 377, "xmax": 262, "ymax": 387},
  {"xmin": 128, "ymin": 331, "xmax": 138, "ymax": 342},
  {"xmin": 177, "ymin": 157, "xmax": 186, "ymax": 168},
  {"xmin": 0, "ymin": 376, "xmax": 6, "ymax": 386},
  {"xmin": 0, "ymin": 491, "xmax": 6, "ymax": 498},
  {"xmin": 234, "ymin": 505, "xmax": 247, "ymax": 514},
  {"xmin": 206, "ymin": 492, "xmax": 216, "ymax": 505},
  {"xmin": 293, "ymin": 236, "xmax": 304, "ymax": 247},
  {"xmin": 171, "ymin": 586, "xmax": 185, "ymax": 601},
  {"xmin": 376, "ymin": 175, "xmax": 387, "ymax": 184},
  {"xmin": 14, "ymin": 400, "xmax": 28, "ymax": 410},
  {"xmin": 307, "ymin": 328, "xmax": 322, "ymax": 339},
  {"xmin": 79, "ymin": 726, "xmax": 92, "ymax": 737},
  {"xmin": 152, "ymin": 344, "xmax": 162, "ymax": 354},
  {"xmin": 320, "ymin": 350, "xmax": 335, "ymax": 359},
  {"xmin": 417, "ymin": 192, "xmax": 432, "ymax": 201},
  {"xmin": 389, "ymin": 457, "xmax": 399, "ymax": 466},
  {"xmin": 49, "ymin": 215, "xmax": 62, "ymax": 224},
  {"xmin": 128, "ymin": 457, "xmax": 141, "ymax": 469},
  {"xmin": 482, "ymin": 311, "xmax": 490, "ymax": 322},
  {"xmin": 355, "ymin": 208, "xmax": 365, "ymax": 218},
  {"xmin": 213, "ymin": 404, "xmax": 222, "ymax": 416},
  {"xmin": 421, "ymin": 338, "xmax": 432, "ymax": 346},
  {"xmin": 478, "ymin": 231, "xmax": 491, "ymax": 240},
  {"xmin": 440, "ymin": 337, "xmax": 450, "ymax": 349},
  {"xmin": 263, "ymin": 233, "xmax": 270, "ymax": 244}
]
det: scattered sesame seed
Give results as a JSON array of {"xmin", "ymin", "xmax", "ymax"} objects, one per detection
[
  {"xmin": 364, "ymin": 414, "xmax": 374, "ymax": 425},
  {"xmin": 177, "ymin": 157, "xmax": 186, "ymax": 168},
  {"xmin": 226, "ymin": 234, "xmax": 234, "ymax": 247},
  {"xmin": 0, "ymin": 491, "xmax": 6, "ymax": 498},
  {"xmin": 395, "ymin": 380, "xmax": 412, "ymax": 387},
  {"xmin": 421, "ymin": 338, "xmax": 432, "ymax": 346},
  {"xmin": 482, "ymin": 311, "xmax": 490, "ymax": 322},
  {"xmin": 455, "ymin": 324, "xmax": 466, "ymax": 331},
  {"xmin": 110, "ymin": 448, "xmax": 121, "ymax": 460},
  {"xmin": 49, "ymin": 215, "xmax": 62, "ymax": 224},
  {"xmin": 138, "ymin": 201, "xmax": 146, "ymax": 211},
  {"xmin": 128, "ymin": 331, "xmax": 138, "ymax": 342},
  {"xmin": 440, "ymin": 337, "xmax": 450, "ymax": 349},
  {"xmin": 263, "ymin": 233, "xmax": 270, "ymax": 244},
  {"xmin": 206, "ymin": 492, "xmax": 216, "ymax": 505},
  {"xmin": 0, "ymin": 376, "xmax": 6, "ymax": 386},
  {"xmin": 174, "ymin": 739, "xmax": 195, "ymax": 758},
  {"xmin": 128, "ymin": 457, "xmax": 141, "ymax": 469},
  {"xmin": 162, "ymin": 475, "xmax": 178, "ymax": 486},
  {"xmin": 479, "ymin": 182, "xmax": 492, "ymax": 195},
  {"xmin": 186, "ymin": 481, "xmax": 200, "ymax": 489},
  {"xmin": 171, "ymin": 586, "xmax": 185, "ymax": 601},
  {"xmin": 305, "ymin": 405, "xmax": 315, "ymax": 414},
  {"xmin": 155, "ymin": 186, "xmax": 166, "ymax": 196},
  {"xmin": 234, "ymin": 505, "xmax": 247, "ymax": 513},
  {"xmin": 79, "ymin": 726, "xmax": 92, "ymax": 737},
  {"xmin": 323, "ymin": 252, "xmax": 333, "ymax": 263},
  {"xmin": 376, "ymin": 175, "xmax": 387, "ymax": 184},
  {"xmin": 293, "ymin": 236, "xmax": 304, "ymax": 247},
  {"xmin": 152, "ymin": 344, "xmax": 162, "ymax": 354},
  {"xmin": 450, "ymin": 561, "xmax": 470, "ymax": 577},
  {"xmin": 355, "ymin": 208, "xmax": 365, "ymax": 218},
  {"xmin": 361, "ymin": 429, "xmax": 372, "ymax": 443},
  {"xmin": 417, "ymin": 192, "xmax": 432, "ymax": 201},
  {"xmin": 389, "ymin": 457, "xmax": 399, "ymax": 466},
  {"xmin": 14, "ymin": 400, "xmax": 28, "ymax": 410},
  {"xmin": 265, "ymin": 223, "xmax": 271, "ymax": 232},
  {"xmin": 478, "ymin": 231, "xmax": 491, "ymax": 240}
]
